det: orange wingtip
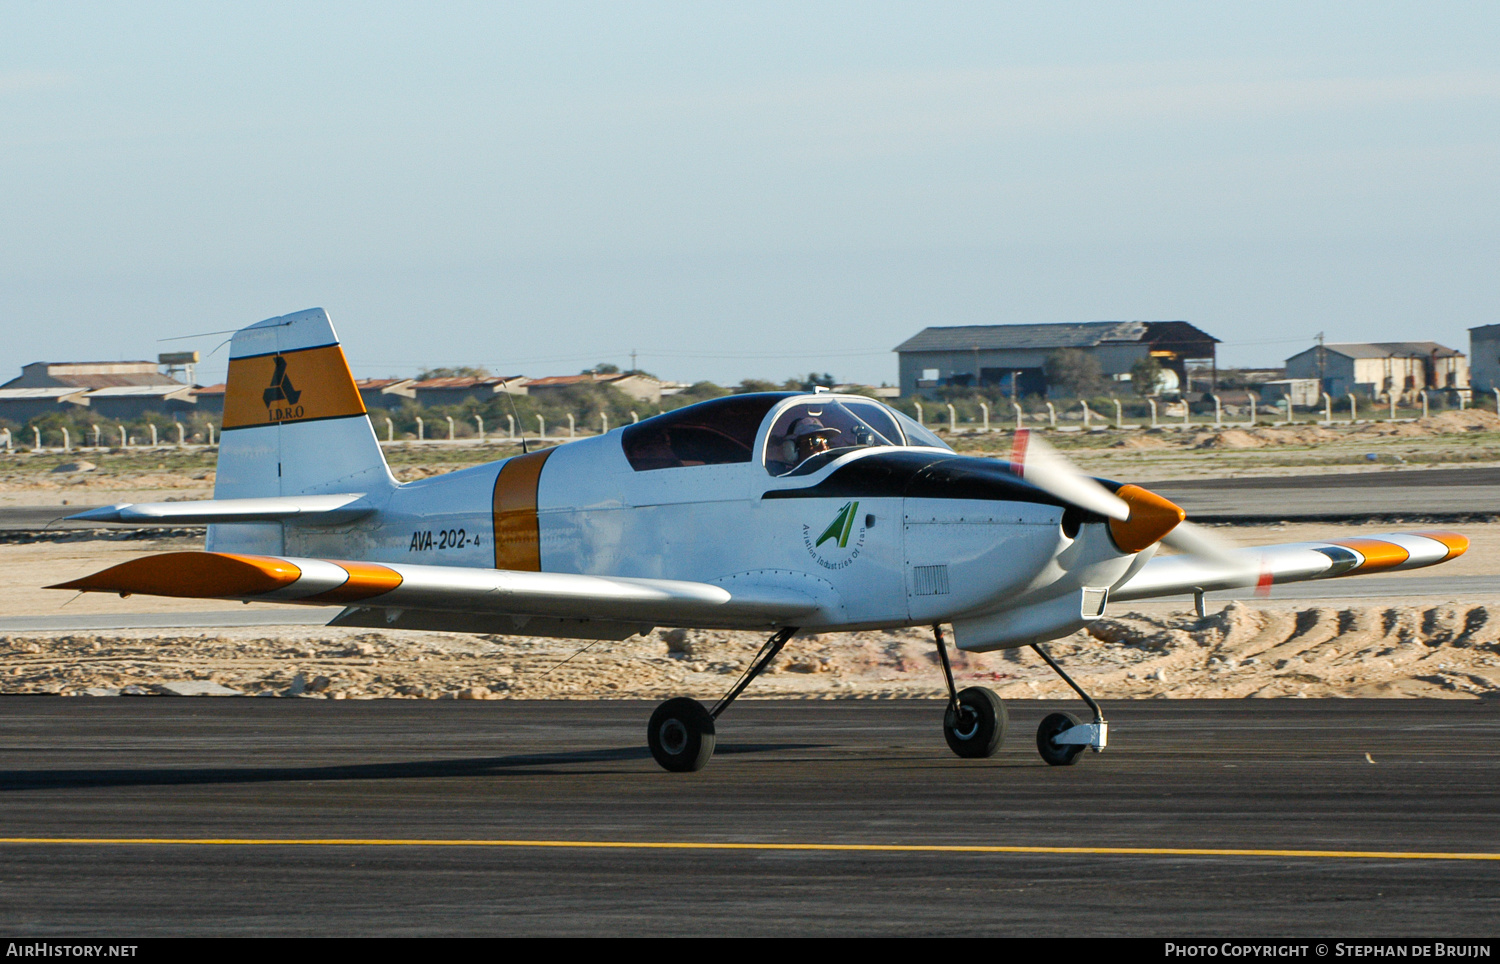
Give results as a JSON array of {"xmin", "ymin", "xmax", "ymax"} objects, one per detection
[
  {"xmin": 303, "ymin": 561, "xmax": 403, "ymax": 604},
  {"xmin": 1328, "ymin": 538, "xmax": 1410, "ymax": 572},
  {"xmin": 1414, "ymin": 531, "xmax": 1469, "ymax": 561},
  {"xmin": 49, "ymin": 552, "xmax": 302, "ymax": 598}
]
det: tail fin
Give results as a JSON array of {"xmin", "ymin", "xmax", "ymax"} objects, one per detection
[{"xmin": 210, "ymin": 307, "xmax": 393, "ymax": 552}]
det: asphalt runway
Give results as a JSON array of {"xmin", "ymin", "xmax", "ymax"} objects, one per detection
[
  {"xmin": 1148, "ymin": 468, "xmax": 1500, "ymax": 521},
  {"xmin": 1, "ymin": 698, "xmax": 1497, "ymax": 937}
]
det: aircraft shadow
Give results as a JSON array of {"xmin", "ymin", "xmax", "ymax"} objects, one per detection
[{"xmin": 0, "ymin": 742, "xmax": 827, "ymax": 792}]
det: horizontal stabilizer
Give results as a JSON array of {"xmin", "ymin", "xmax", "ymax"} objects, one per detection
[{"xmin": 65, "ymin": 494, "xmax": 375, "ymax": 526}]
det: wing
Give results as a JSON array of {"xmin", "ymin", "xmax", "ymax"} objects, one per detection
[
  {"xmin": 49, "ymin": 551, "xmax": 832, "ymax": 638},
  {"xmin": 1109, "ymin": 530, "xmax": 1468, "ymax": 602}
]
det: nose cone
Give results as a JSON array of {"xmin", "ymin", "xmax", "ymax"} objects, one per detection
[{"xmin": 1107, "ymin": 484, "xmax": 1186, "ymax": 553}]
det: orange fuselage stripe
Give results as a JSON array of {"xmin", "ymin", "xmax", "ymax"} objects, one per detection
[
  {"xmin": 1330, "ymin": 538, "xmax": 1410, "ymax": 571},
  {"xmin": 492, "ymin": 449, "xmax": 553, "ymax": 571},
  {"xmin": 222, "ymin": 344, "xmax": 366, "ymax": 430},
  {"xmin": 49, "ymin": 552, "xmax": 303, "ymax": 597}
]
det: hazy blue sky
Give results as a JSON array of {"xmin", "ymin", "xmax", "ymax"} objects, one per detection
[{"xmin": 2, "ymin": 2, "xmax": 1496, "ymax": 386}]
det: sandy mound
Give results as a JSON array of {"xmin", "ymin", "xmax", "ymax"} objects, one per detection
[
  {"xmin": 1194, "ymin": 430, "xmax": 1267, "ymax": 449},
  {"xmin": 1111, "ymin": 435, "xmax": 1171, "ymax": 449},
  {"xmin": 4, "ymin": 601, "xmax": 1498, "ymax": 701}
]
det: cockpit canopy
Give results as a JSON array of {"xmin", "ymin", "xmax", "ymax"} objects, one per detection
[{"xmin": 620, "ymin": 392, "xmax": 949, "ymax": 474}]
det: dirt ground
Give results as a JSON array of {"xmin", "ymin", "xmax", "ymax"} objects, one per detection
[
  {"xmin": 4, "ymin": 424, "xmax": 1500, "ymax": 702},
  {"xmin": 3, "ymin": 523, "xmax": 1498, "ymax": 701}
]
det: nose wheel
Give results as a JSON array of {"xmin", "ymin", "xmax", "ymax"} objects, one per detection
[{"xmin": 1030, "ymin": 643, "xmax": 1108, "ymax": 766}]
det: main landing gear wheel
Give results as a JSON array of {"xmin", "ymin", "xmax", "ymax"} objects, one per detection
[
  {"xmin": 648, "ymin": 697, "xmax": 716, "ymax": 772},
  {"xmin": 943, "ymin": 686, "xmax": 1007, "ymax": 759},
  {"xmin": 1036, "ymin": 711, "xmax": 1086, "ymax": 767}
]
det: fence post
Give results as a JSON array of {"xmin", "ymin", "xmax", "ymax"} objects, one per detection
[
  {"xmin": 1113, "ymin": 398, "xmax": 1123, "ymax": 428},
  {"xmin": 175, "ymin": 422, "xmax": 184, "ymax": 447},
  {"xmin": 118, "ymin": 424, "xmax": 126, "ymax": 448},
  {"xmin": 947, "ymin": 404, "xmax": 957, "ymax": 434},
  {"xmin": 91, "ymin": 424, "xmax": 100, "ymax": 448},
  {"xmin": 537, "ymin": 414, "xmax": 546, "ymax": 441},
  {"xmin": 1283, "ymin": 397, "xmax": 1292, "ymax": 425},
  {"xmin": 1420, "ymin": 390, "xmax": 1429, "ymax": 419},
  {"xmin": 0, "ymin": 428, "xmax": 9, "ymax": 452},
  {"xmin": 506, "ymin": 414, "xmax": 516, "ymax": 439},
  {"xmin": 1389, "ymin": 392, "xmax": 1396, "ymax": 420},
  {"xmin": 914, "ymin": 401, "xmax": 923, "ymax": 425},
  {"xmin": 445, "ymin": 416, "xmax": 455, "ymax": 441},
  {"xmin": 1494, "ymin": 388, "xmax": 1499, "ymax": 414},
  {"xmin": 1012, "ymin": 402, "xmax": 1023, "ymax": 430},
  {"xmin": 61, "ymin": 427, "xmax": 69, "ymax": 452},
  {"xmin": 33, "ymin": 427, "xmax": 42, "ymax": 451},
  {"xmin": 1322, "ymin": 392, "xmax": 1332, "ymax": 425},
  {"xmin": 1080, "ymin": 400, "xmax": 1091, "ymax": 429},
  {"xmin": 385, "ymin": 417, "xmax": 394, "ymax": 443},
  {"xmin": 149, "ymin": 424, "xmax": 158, "ymax": 447},
  {"xmin": 473, "ymin": 415, "xmax": 484, "ymax": 441},
  {"xmin": 1212, "ymin": 395, "xmax": 1222, "ymax": 426},
  {"xmin": 1459, "ymin": 391, "xmax": 1467, "ymax": 411},
  {"xmin": 1148, "ymin": 398, "xmax": 1157, "ymax": 427},
  {"xmin": 1045, "ymin": 402, "xmax": 1056, "ymax": 427},
  {"xmin": 600, "ymin": 412, "xmax": 609, "ymax": 434},
  {"xmin": 1347, "ymin": 394, "xmax": 1357, "ymax": 424},
  {"xmin": 1183, "ymin": 401, "xmax": 1190, "ymax": 429},
  {"xmin": 1248, "ymin": 397, "xmax": 1256, "ymax": 426},
  {"xmin": 568, "ymin": 413, "xmax": 576, "ymax": 439},
  {"xmin": 630, "ymin": 411, "xmax": 639, "ymax": 423},
  {"xmin": 415, "ymin": 416, "xmax": 424, "ymax": 442},
  {"xmin": 207, "ymin": 423, "xmax": 215, "ymax": 446},
  {"xmin": 979, "ymin": 402, "xmax": 989, "ymax": 432}
]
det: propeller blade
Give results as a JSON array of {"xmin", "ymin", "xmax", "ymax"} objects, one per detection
[
  {"xmin": 1159, "ymin": 520, "xmax": 1257, "ymax": 578},
  {"xmin": 1009, "ymin": 429, "xmax": 1130, "ymax": 522}
]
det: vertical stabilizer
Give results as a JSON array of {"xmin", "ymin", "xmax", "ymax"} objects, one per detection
[{"xmin": 209, "ymin": 307, "xmax": 394, "ymax": 553}]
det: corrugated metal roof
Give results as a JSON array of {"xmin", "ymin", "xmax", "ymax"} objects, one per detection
[
  {"xmin": 83, "ymin": 385, "xmax": 193, "ymax": 397},
  {"xmin": 0, "ymin": 388, "xmax": 89, "ymax": 400},
  {"xmin": 1321, "ymin": 342, "xmax": 1463, "ymax": 359},
  {"xmin": 894, "ymin": 321, "xmax": 1153, "ymax": 353}
]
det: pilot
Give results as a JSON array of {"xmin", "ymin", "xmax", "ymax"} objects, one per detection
[{"xmin": 786, "ymin": 416, "xmax": 841, "ymax": 465}]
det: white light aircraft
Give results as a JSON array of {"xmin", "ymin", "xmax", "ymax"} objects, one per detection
[{"xmin": 54, "ymin": 309, "xmax": 1469, "ymax": 771}]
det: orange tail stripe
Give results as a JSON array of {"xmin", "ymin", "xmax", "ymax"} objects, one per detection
[
  {"xmin": 1329, "ymin": 538, "xmax": 1410, "ymax": 572},
  {"xmin": 48, "ymin": 552, "xmax": 302, "ymax": 598},
  {"xmin": 303, "ymin": 562, "xmax": 404, "ymax": 604},
  {"xmin": 222, "ymin": 344, "xmax": 366, "ymax": 430},
  {"xmin": 1414, "ymin": 531, "xmax": 1470, "ymax": 561}
]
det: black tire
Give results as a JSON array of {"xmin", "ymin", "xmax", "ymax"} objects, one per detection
[
  {"xmin": 647, "ymin": 697, "xmax": 716, "ymax": 772},
  {"xmin": 1036, "ymin": 711, "xmax": 1085, "ymax": 767},
  {"xmin": 943, "ymin": 686, "xmax": 1007, "ymax": 758}
]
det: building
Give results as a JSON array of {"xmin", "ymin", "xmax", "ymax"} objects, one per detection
[
  {"xmin": 81, "ymin": 385, "xmax": 197, "ymax": 420},
  {"xmin": 1469, "ymin": 325, "xmax": 1500, "ymax": 393},
  {"xmin": 525, "ymin": 372, "xmax": 663, "ymax": 406},
  {"xmin": 356, "ymin": 378, "xmax": 418, "ymax": 411},
  {"xmin": 892, "ymin": 321, "xmax": 1219, "ymax": 398},
  {"xmin": 1, "ymin": 360, "xmax": 180, "ymax": 390},
  {"xmin": 1284, "ymin": 343, "xmax": 1468, "ymax": 398},
  {"xmin": 0, "ymin": 387, "xmax": 90, "ymax": 425},
  {"xmin": 1258, "ymin": 379, "xmax": 1322, "ymax": 408},
  {"xmin": 410, "ymin": 376, "xmax": 528, "ymax": 408}
]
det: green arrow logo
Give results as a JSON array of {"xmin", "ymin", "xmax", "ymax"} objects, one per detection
[{"xmin": 815, "ymin": 501, "xmax": 860, "ymax": 549}]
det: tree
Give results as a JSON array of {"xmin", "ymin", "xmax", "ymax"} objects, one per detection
[
  {"xmin": 586, "ymin": 363, "xmax": 620, "ymax": 375},
  {"xmin": 1130, "ymin": 355, "xmax": 1165, "ymax": 397},
  {"xmin": 734, "ymin": 379, "xmax": 782, "ymax": 394},
  {"xmin": 417, "ymin": 366, "xmax": 490, "ymax": 380},
  {"xmin": 1043, "ymin": 350, "xmax": 1105, "ymax": 398}
]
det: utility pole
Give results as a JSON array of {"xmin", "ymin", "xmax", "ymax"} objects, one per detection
[
  {"xmin": 1316, "ymin": 332, "xmax": 1326, "ymax": 391},
  {"xmin": 630, "ymin": 349, "xmax": 638, "ymax": 374}
]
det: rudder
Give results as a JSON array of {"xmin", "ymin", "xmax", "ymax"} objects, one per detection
[{"xmin": 210, "ymin": 307, "xmax": 394, "ymax": 552}]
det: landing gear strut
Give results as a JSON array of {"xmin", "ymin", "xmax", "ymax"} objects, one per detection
[
  {"xmin": 646, "ymin": 627, "xmax": 798, "ymax": 773},
  {"xmin": 1030, "ymin": 643, "xmax": 1107, "ymax": 766},
  {"xmin": 935, "ymin": 624, "xmax": 1007, "ymax": 758}
]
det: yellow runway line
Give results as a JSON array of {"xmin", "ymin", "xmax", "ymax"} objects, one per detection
[{"xmin": 0, "ymin": 838, "xmax": 1498, "ymax": 861}]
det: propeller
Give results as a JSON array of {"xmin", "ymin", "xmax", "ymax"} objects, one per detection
[{"xmin": 1008, "ymin": 429, "xmax": 1247, "ymax": 572}]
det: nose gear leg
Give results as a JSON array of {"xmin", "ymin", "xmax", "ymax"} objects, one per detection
[{"xmin": 1029, "ymin": 642, "xmax": 1107, "ymax": 766}]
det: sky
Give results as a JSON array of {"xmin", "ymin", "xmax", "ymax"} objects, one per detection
[{"xmin": 1, "ymin": 2, "xmax": 1497, "ymax": 387}]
